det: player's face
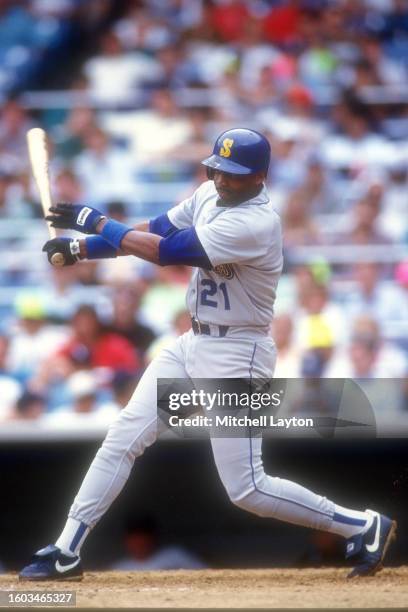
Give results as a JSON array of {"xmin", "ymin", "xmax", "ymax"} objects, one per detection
[{"xmin": 213, "ymin": 170, "xmax": 264, "ymax": 204}]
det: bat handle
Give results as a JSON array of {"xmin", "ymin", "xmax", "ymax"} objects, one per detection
[
  {"xmin": 50, "ymin": 252, "xmax": 66, "ymax": 267},
  {"xmin": 47, "ymin": 220, "xmax": 65, "ymax": 266}
]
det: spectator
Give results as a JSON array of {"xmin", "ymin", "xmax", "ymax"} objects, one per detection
[
  {"xmin": 83, "ymin": 30, "xmax": 162, "ymax": 105},
  {"xmin": 284, "ymin": 84, "xmax": 315, "ymax": 121},
  {"xmin": 345, "ymin": 263, "xmax": 408, "ymax": 328},
  {"xmin": 295, "ymin": 281, "xmax": 345, "ymax": 353},
  {"xmin": 282, "ymin": 189, "xmax": 321, "ymax": 248},
  {"xmin": 0, "ymin": 333, "xmax": 22, "ymax": 422},
  {"xmin": 53, "ymin": 106, "xmax": 97, "ymax": 161},
  {"xmin": 326, "ymin": 316, "xmax": 407, "ymax": 378},
  {"xmin": 45, "ymin": 370, "xmax": 118, "ymax": 427},
  {"xmin": 0, "ymin": 0, "xmax": 406, "ymax": 422},
  {"xmin": 74, "ymin": 260, "xmax": 101, "ymax": 287},
  {"xmin": 110, "ymin": 371, "xmax": 140, "ymax": 409},
  {"xmin": 40, "ymin": 265, "xmax": 89, "ymax": 323},
  {"xmin": 345, "ymin": 186, "xmax": 391, "ymax": 246},
  {"xmin": 321, "ymin": 103, "xmax": 393, "ymax": 172},
  {"xmin": 237, "ymin": 17, "xmax": 281, "ymax": 92},
  {"xmin": 56, "ymin": 304, "xmax": 140, "ymax": 376},
  {"xmin": 298, "ymin": 532, "xmax": 344, "ymax": 568},
  {"xmin": 140, "ymin": 265, "xmax": 191, "ymax": 334},
  {"xmin": 106, "ymin": 200, "xmax": 128, "ymax": 222},
  {"xmin": 165, "ymin": 108, "xmax": 213, "ymax": 168},
  {"xmin": 73, "ymin": 125, "xmax": 137, "ymax": 205},
  {"xmin": 298, "ymin": 38, "xmax": 337, "ymax": 94},
  {"xmin": 12, "ymin": 390, "xmax": 46, "ymax": 421},
  {"xmin": 395, "ymin": 261, "xmax": 408, "ymax": 301},
  {"xmin": 0, "ymin": 99, "xmax": 34, "ymax": 161},
  {"xmin": 146, "ymin": 309, "xmax": 191, "ymax": 363},
  {"xmin": 6, "ymin": 294, "xmax": 67, "ymax": 383},
  {"xmin": 113, "ymin": 5, "xmax": 176, "ymax": 52},
  {"xmin": 262, "ymin": 0, "xmax": 302, "ymax": 46},
  {"xmin": 149, "ymin": 43, "xmax": 195, "ymax": 89},
  {"xmin": 209, "ymin": 1, "xmax": 250, "ymax": 43},
  {"xmin": 267, "ymin": 121, "xmax": 306, "ymax": 194},
  {"xmin": 378, "ymin": 154, "xmax": 408, "ymax": 242},
  {"xmin": 300, "ymin": 349, "xmax": 332, "ymax": 378},
  {"xmin": 0, "ymin": 169, "xmax": 37, "ymax": 219},
  {"xmin": 271, "ymin": 314, "xmax": 301, "ymax": 378},
  {"xmin": 107, "ymin": 284, "xmax": 156, "ymax": 363},
  {"xmin": 357, "ymin": 35, "xmax": 406, "ymax": 88},
  {"xmin": 292, "ymin": 265, "xmax": 317, "ymax": 310},
  {"xmin": 111, "ymin": 515, "xmax": 205, "ymax": 571},
  {"xmin": 53, "ymin": 167, "xmax": 83, "ymax": 205},
  {"xmin": 101, "ymin": 88, "xmax": 192, "ymax": 165},
  {"xmin": 292, "ymin": 156, "xmax": 340, "ymax": 216}
]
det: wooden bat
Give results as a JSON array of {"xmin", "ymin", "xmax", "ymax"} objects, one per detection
[{"xmin": 26, "ymin": 127, "xmax": 65, "ymax": 267}]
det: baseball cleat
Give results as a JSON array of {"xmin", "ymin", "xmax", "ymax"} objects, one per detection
[
  {"xmin": 19, "ymin": 544, "xmax": 83, "ymax": 581},
  {"xmin": 346, "ymin": 509, "xmax": 397, "ymax": 578}
]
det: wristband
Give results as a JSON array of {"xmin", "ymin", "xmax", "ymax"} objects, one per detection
[
  {"xmin": 100, "ymin": 219, "xmax": 133, "ymax": 249},
  {"xmin": 85, "ymin": 236, "xmax": 118, "ymax": 259}
]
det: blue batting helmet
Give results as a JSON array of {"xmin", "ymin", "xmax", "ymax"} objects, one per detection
[{"xmin": 202, "ymin": 128, "xmax": 271, "ymax": 175}]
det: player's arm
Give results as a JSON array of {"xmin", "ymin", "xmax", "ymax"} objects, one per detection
[
  {"xmin": 96, "ymin": 218, "xmax": 212, "ymax": 268},
  {"xmin": 132, "ymin": 220, "xmax": 149, "ymax": 232},
  {"xmin": 42, "ymin": 203, "xmax": 211, "ymax": 269},
  {"xmin": 41, "ymin": 211, "xmax": 180, "ymax": 264},
  {"xmin": 42, "ymin": 219, "xmax": 150, "ymax": 264}
]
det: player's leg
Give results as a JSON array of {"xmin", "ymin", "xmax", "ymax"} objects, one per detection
[
  {"xmin": 210, "ymin": 434, "xmax": 396, "ymax": 576},
  {"xmin": 210, "ymin": 434, "xmax": 369, "ymax": 535},
  {"xmin": 59, "ymin": 338, "xmax": 189, "ymax": 549},
  {"xmin": 194, "ymin": 335, "xmax": 395, "ymax": 576},
  {"xmin": 198, "ymin": 335, "xmax": 371, "ymax": 535},
  {"xmin": 20, "ymin": 336, "xmax": 189, "ymax": 580}
]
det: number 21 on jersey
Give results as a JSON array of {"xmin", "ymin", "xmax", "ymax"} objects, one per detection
[{"xmin": 200, "ymin": 279, "xmax": 230, "ymax": 310}]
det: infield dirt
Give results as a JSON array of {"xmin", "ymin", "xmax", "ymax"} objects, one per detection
[{"xmin": 1, "ymin": 567, "xmax": 407, "ymax": 608}]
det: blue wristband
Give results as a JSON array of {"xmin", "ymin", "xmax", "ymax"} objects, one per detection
[
  {"xmin": 85, "ymin": 236, "xmax": 118, "ymax": 259},
  {"xmin": 101, "ymin": 219, "xmax": 132, "ymax": 249}
]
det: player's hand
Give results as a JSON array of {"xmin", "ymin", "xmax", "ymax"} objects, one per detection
[
  {"xmin": 45, "ymin": 202, "xmax": 105, "ymax": 235},
  {"xmin": 42, "ymin": 237, "xmax": 80, "ymax": 266}
]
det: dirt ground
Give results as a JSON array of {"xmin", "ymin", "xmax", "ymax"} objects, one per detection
[{"xmin": 1, "ymin": 567, "xmax": 407, "ymax": 608}]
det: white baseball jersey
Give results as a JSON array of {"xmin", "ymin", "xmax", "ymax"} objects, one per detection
[{"xmin": 167, "ymin": 180, "xmax": 283, "ymax": 328}]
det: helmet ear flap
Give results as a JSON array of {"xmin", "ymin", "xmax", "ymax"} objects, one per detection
[{"xmin": 206, "ymin": 166, "xmax": 215, "ymax": 180}]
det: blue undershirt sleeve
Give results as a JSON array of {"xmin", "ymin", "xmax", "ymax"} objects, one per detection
[
  {"xmin": 159, "ymin": 227, "xmax": 213, "ymax": 269},
  {"xmin": 149, "ymin": 213, "xmax": 178, "ymax": 237}
]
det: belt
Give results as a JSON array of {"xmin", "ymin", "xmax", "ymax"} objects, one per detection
[{"xmin": 191, "ymin": 317, "xmax": 229, "ymax": 338}]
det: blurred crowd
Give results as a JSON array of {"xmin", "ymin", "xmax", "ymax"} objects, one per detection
[{"xmin": 0, "ymin": 0, "xmax": 408, "ymax": 425}]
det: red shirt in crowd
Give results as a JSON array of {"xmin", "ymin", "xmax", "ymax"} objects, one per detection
[{"xmin": 58, "ymin": 332, "xmax": 140, "ymax": 373}]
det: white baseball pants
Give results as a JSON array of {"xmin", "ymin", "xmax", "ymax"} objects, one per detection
[{"xmin": 67, "ymin": 330, "xmax": 336, "ymax": 533}]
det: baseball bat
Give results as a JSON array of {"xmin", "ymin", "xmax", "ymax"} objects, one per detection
[{"xmin": 26, "ymin": 127, "xmax": 65, "ymax": 267}]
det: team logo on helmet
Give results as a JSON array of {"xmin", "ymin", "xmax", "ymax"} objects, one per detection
[
  {"xmin": 214, "ymin": 264, "xmax": 234, "ymax": 279},
  {"xmin": 219, "ymin": 138, "xmax": 234, "ymax": 158}
]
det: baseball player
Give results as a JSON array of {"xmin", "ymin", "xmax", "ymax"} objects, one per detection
[{"xmin": 20, "ymin": 128, "xmax": 396, "ymax": 581}]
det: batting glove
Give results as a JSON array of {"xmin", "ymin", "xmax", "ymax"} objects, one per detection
[
  {"xmin": 45, "ymin": 202, "xmax": 105, "ymax": 235},
  {"xmin": 42, "ymin": 237, "xmax": 81, "ymax": 266}
]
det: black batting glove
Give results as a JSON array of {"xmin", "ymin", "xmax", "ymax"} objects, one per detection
[
  {"xmin": 42, "ymin": 237, "xmax": 81, "ymax": 266},
  {"xmin": 45, "ymin": 202, "xmax": 105, "ymax": 235}
]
